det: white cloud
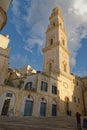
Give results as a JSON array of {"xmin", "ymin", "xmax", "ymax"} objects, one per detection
[
  {"xmin": 10, "ymin": 54, "xmax": 29, "ymax": 68},
  {"xmin": 73, "ymin": 0, "xmax": 87, "ymax": 16},
  {"xmin": 11, "ymin": 0, "xmax": 87, "ymax": 70},
  {"xmin": 74, "ymin": 69, "xmax": 87, "ymax": 77}
]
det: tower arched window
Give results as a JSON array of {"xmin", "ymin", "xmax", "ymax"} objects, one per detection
[
  {"xmin": 53, "ymin": 22, "xmax": 55, "ymax": 26},
  {"xmin": 63, "ymin": 62, "xmax": 67, "ymax": 72},
  {"xmin": 62, "ymin": 39, "xmax": 65, "ymax": 46},
  {"xmin": 49, "ymin": 62, "xmax": 52, "ymax": 72},
  {"xmin": 50, "ymin": 39, "xmax": 53, "ymax": 45}
]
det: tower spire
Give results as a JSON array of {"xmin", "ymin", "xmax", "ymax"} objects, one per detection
[{"xmin": 42, "ymin": 7, "xmax": 70, "ymax": 75}]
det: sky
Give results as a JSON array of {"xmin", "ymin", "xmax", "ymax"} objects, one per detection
[{"xmin": 1, "ymin": 0, "xmax": 87, "ymax": 77}]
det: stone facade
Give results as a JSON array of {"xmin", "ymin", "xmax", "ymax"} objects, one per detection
[
  {"xmin": 81, "ymin": 77, "xmax": 87, "ymax": 115},
  {"xmin": 0, "ymin": 34, "xmax": 10, "ymax": 85},
  {"xmin": 0, "ymin": 7, "xmax": 87, "ymax": 117}
]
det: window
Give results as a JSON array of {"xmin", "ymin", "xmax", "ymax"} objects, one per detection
[
  {"xmin": 74, "ymin": 97, "xmax": 76, "ymax": 102},
  {"xmin": 49, "ymin": 62, "xmax": 52, "ymax": 72},
  {"xmin": 50, "ymin": 39, "xmax": 53, "ymax": 45},
  {"xmin": 52, "ymin": 86, "xmax": 57, "ymax": 94},
  {"xmin": 25, "ymin": 82, "xmax": 32, "ymax": 90},
  {"xmin": 41, "ymin": 81, "xmax": 48, "ymax": 92},
  {"xmin": 62, "ymin": 40, "xmax": 65, "ymax": 46},
  {"xmin": 63, "ymin": 62, "xmax": 67, "ymax": 72},
  {"xmin": 53, "ymin": 22, "xmax": 55, "ymax": 26},
  {"xmin": 74, "ymin": 97, "xmax": 80, "ymax": 103},
  {"xmin": 52, "ymin": 104, "xmax": 57, "ymax": 116},
  {"xmin": 76, "ymin": 80, "xmax": 78, "ymax": 86},
  {"xmin": 78, "ymin": 98, "xmax": 80, "ymax": 103},
  {"xmin": 6, "ymin": 93, "xmax": 12, "ymax": 97}
]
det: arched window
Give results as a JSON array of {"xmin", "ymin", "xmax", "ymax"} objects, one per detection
[
  {"xmin": 63, "ymin": 62, "xmax": 67, "ymax": 72},
  {"xmin": 49, "ymin": 62, "xmax": 52, "ymax": 72},
  {"xmin": 62, "ymin": 39, "xmax": 65, "ymax": 46},
  {"xmin": 50, "ymin": 39, "xmax": 53, "ymax": 45},
  {"xmin": 40, "ymin": 98, "xmax": 47, "ymax": 116},
  {"xmin": 53, "ymin": 22, "xmax": 55, "ymax": 26},
  {"xmin": 25, "ymin": 82, "xmax": 32, "ymax": 90},
  {"xmin": 65, "ymin": 97, "xmax": 70, "ymax": 115},
  {"xmin": 52, "ymin": 100, "xmax": 57, "ymax": 116}
]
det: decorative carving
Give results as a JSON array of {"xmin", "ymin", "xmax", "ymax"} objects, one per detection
[{"xmin": 63, "ymin": 82, "xmax": 68, "ymax": 89}]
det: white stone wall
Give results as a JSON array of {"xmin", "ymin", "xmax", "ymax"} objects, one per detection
[{"xmin": 23, "ymin": 74, "xmax": 37, "ymax": 90}]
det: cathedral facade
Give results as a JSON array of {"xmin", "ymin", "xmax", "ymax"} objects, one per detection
[{"xmin": 0, "ymin": 7, "xmax": 87, "ymax": 117}]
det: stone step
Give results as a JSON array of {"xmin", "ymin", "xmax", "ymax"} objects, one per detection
[{"xmin": 0, "ymin": 116, "xmax": 77, "ymax": 130}]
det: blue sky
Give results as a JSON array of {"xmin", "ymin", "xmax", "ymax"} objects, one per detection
[{"xmin": 1, "ymin": 0, "xmax": 87, "ymax": 76}]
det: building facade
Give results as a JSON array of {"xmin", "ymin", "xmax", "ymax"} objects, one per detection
[{"xmin": 0, "ymin": 7, "xmax": 87, "ymax": 117}]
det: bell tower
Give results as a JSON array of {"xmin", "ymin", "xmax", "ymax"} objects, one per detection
[{"xmin": 42, "ymin": 7, "xmax": 70, "ymax": 75}]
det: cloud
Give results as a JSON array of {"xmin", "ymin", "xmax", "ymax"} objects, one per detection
[
  {"xmin": 72, "ymin": 0, "xmax": 87, "ymax": 17},
  {"xmin": 10, "ymin": 54, "xmax": 29, "ymax": 68},
  {"xmin": 73, "ymin": 69, "xmax": 87, "ymax": 77},
  {"xmin": 11, "ymin": 0, "xmax": 87, "ymax": 70}
]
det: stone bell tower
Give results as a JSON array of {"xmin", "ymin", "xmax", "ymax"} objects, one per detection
[{"xmin": 42, "ymin": 7, "xmax": 70, "ymax": 75}]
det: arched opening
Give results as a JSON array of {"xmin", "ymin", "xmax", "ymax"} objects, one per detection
[
  {"xmin": 25, "ymin": 82, "xmax": 32, "ymax": 90},
  {"xmin": 24, "ymin": 95, "xmax": 33, "ymax": 116},
  {"xmin": 40, "ymin": 98, "xmax": 47, "ymax": 116},
  {"xmin": 52, "ymin": 100, "xmax": 57, "ymax": 116},
  {"xmin": 49, "ymin": 62, "xmax": 52, "ymax": 72},
  {"xmin": 62, "ymin": 39, "xmax": 65, "ymax": 46},
  {"xmin": 1, "ymin": 99, "xmax": 10, "ymax": 116},
  {"xmin": 50, "ymin": 38, "xmax": 53, "ymax": 45},
  {"xmin": 65, "ymin": 97, "xmax": 70, "ymax": 116},
  {"xmin": 63, "ymin": 61, "xmax": 67, "ymax": 72},
  {"xmin": 0, "ymin": 92, "xmax": 15, "ymax": 116}
]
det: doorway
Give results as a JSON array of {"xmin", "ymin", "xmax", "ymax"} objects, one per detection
[
  {"xmin": 65, "ymin": 97, "xmax": 69, "ymax": 115},
  {"xmin": 1, "ymin": 99, "xmax": 10, "ymax": 115},
  {"xmin": 52, "ymin": 104, "xmax": 57, "ymax": 116},
  {"xmin": 40, "ymin": 102, "xmax": 46, "ymax": 116},
  {"xmin": 24, "ymin": 100, "xmax": 33, "ymax": 116}
]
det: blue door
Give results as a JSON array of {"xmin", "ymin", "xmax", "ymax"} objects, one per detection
[
  {"xmin": 52, "ymin": 104, "xmax": 57, "ymax": 116},
  {"xmin": 40, "ymin": 102, "xmax": 46, "ymax": 116},
  {"xmin": 24, "ymin": 100, "xmax": 33, "ymax": 116}
]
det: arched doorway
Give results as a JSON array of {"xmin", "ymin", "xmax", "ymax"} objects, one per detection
[
  {"xmin": 1, "ymin": 99, "xmax": 10, "ymax": 115},
  {"xmin": 24, "ymin": 95, "xmax": 33, "ymax": 116},
  {"xmin": 52, "ymin": 100, "xmax": 57, "ymax": 116},
  {"xmin": 65, "ymin": 97, "xmax": 69, "ymax": 115},
  {"xmin": 40, "ymin": 98, "xmax": 47, "ymax": 116},
  {"xmin": 0, "ymin": 92, "xmax": 15, "ymax": 116}
]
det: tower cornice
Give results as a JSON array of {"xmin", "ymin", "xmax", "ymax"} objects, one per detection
[{"xmin": 42, "ymin": 42, "xmax": 70, "ymax": 55}]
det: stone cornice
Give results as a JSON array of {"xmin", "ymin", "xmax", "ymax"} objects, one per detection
[
  {"xmin": 59, "ymin": 43, "xmax": 70, "ymax": 55},
  {"xmin": 46, "ymin": 24, "xmax": 66, "ymax": 35},
  {"xmin": 42, "ymin": 42, "xmax": 69, "ymax": 55},
  {"xmin": 59, "ymin": 70, "xmax": 73, "ymax": 80}
]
